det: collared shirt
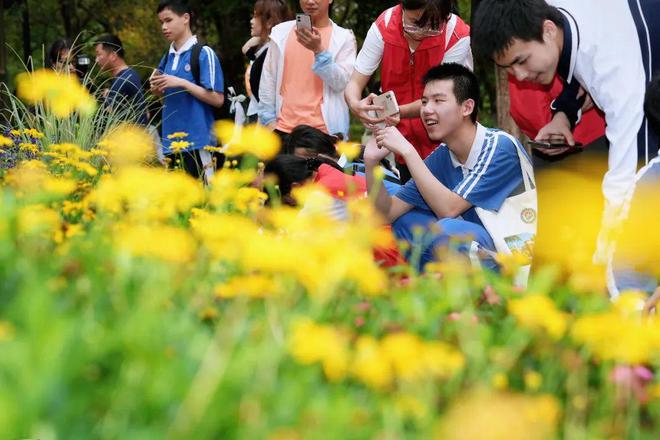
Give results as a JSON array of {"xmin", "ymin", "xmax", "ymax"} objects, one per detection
[
  {"xmin": 395, "ymin": 124, "xmax": 527, "ymax": 226},
  {"xmin": 157, "ymin": 35, "xmax": 224, "ymax": 154}
]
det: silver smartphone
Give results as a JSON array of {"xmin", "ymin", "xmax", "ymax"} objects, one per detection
[
  {"xmin": 371, "ymin": 91, "xmax": 400, "ymax": 129},
  {"xmin": 296, "ymin": 13, "xmax": 312, "ymax": 32}
]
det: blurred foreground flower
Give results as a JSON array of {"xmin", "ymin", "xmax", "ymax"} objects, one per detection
[
  {"xmin": 16, "ymin": 69, "xmax": 96, "ymax": 118},
  {"xmin": 97, "ymin": 124, "xmax": 155, "ymax": 166},
  {"xmin": 508, "ymin": 294, "xmax": 568, "ymax": 339},
  {"xmin": 215, "ymin": 121, "xmax": 280, "ymax": 160},
  {"xmin": 435, "ymin": 390, "xmax": 560, "ymax": 440}
]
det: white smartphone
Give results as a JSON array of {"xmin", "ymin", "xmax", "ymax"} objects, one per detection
[
  {"xmin": 371, "ymin": 91, "xmax": 400, "ymax": 129},
  {"xmin": 296, "ymin": 13, "xmax": 312, "ymax": 32}
]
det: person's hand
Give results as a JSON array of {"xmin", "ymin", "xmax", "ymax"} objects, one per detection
[
  {"xmin": 363, "ymin": 137, "xmax": 390, "ymax": 165},
  {"xmin": 150, "ymin": 74, "xmax": 185, "ymax": 92},
  {"xmin": 374, "ymin": 126, "xmax": 415, "ymax": 157},
  {"xmin": 578, "ymin": 87, "xmax": 595, "ymax": 113},
  {"xmin": 535, "ymin": 112, "xmax": 576, "ymax": 156},
  {"xmin": 384, "ymin": 113, "xmax": 400, "ymax": 128},
  {"xmin": 295, "ymin": 27, "xmax": 323, "ymax": 54},
  {"xmin": 242, "ymin": 36, "xmax": 263, "ymax": 55},
  {"xmin": 643, "ymin": 288, "xmax": 660, "ymax": 315},
  {"xmin": 348, "ymin": 93, "xmax": 386, "ymax": 128}
]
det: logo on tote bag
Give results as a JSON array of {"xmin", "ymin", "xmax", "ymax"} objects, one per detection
[{"xmin": 520, "ymin": 208, "xmax": 536, "ymax": 224}]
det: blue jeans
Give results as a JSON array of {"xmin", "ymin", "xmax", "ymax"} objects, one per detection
[{"xmin": 392, "ymin": 208, "xmax": 498, "ymax": 272}]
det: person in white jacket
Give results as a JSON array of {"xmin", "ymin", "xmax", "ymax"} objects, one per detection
[
  {"xmin": 472, "ymin": 0, "xmax": 660, "ymax": 262},
  {"xmin": 258, "ymin": 0, "xmax": 356, "ymax": 143}
]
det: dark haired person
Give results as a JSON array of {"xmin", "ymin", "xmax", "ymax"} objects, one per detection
[
  {"xmin": 472, "ymin": 0, "xmax": 660, "ymax": 261},
  {"xmin": 610, "ymin": 77, "xmax": 660, "ymax": 309},
  {"xmin": 95, "ymin": 34, "xmax": 147, "ymax": 125},
  {"xmin": 48, "ymin": 39, "xmax": 75, "ymax": 74},
  {"xmin": 150, "ymin": 0, "xmax": 225, "ymax": 180},
  {"xmin": 243, "ymin": 0, "xmax": 293, "ymax": 123},
  {"xmin": 365, "ymin": 63, "xmax": 537, "ymax": 280},
  {"xmin": 284, "ymin": 124, "xmax": 339, "ymax": 158},
  {"xmin": 258, "ymin": 0, "xmax": 357, "ymax": 144},
  {"xmin": 345, "ymin": 0, "xmax": 471, "ymax": 183}
]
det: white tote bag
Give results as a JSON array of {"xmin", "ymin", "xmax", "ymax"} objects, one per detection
[{"xmin": 475, "ymin": 144, "xmax": 537, "ymax": 287}]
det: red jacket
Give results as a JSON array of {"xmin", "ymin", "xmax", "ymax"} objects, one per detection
[
  {"xmin": 376, "ymin": 6, "xmax": 470, "ymax": 161},
  {"xmin": 509, "ymin": 75, "xmax": 606, "ymax": 146}
]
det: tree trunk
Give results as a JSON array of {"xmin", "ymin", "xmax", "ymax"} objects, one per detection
[
  {"xmin": 495, "ymin": 66, "xmax": 522, "ymax": 140},
  {"xmin": 22, "ymin": 0, "xmax": 31, "ymax": 69},
  {"xmin": 0, "ymin": 0, "xmax": 6, "ymax": 114}
]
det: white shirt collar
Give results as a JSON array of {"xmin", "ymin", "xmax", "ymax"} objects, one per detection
[
  {"xmin": 169, "ymin": 35, "xmax": 198, "ymax": 55},
  {"xmin": 448, "ymin": 123, "xmax": 486, "ymax": 171}
]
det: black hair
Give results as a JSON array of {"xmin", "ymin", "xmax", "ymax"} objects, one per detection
[
  {"xmin": 284, "ymin": 124, "xmax": 339, "ymax": 158},
  {"xmin": 264, "ymin": 154, "xmax": 344, "ymax": 200},
  {"xmin": 645, "ymin": 76, "xmax": 660, "ymax": 136},
  {"xmin": 471, "ymin": 0, "xmax": 564, "ymax": 60},
  {"xmin": 95, "ymin": 34, "xmax": 125, "ymax": 59},
  {"xmin": 157, "ymin": 0, "xmax": 192, "ymax": 15},
  {"xmin": 401, "ymin": 0, "xmax": 453, "ymax": 30},
  {"xmin": 48, "ymin": 38, "xmax": 72, "ymax": 68},
  {"xmin": 422, "ymin": 63, "xmax": 480, "ymax": 123}
]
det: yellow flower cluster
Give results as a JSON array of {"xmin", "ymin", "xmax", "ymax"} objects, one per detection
[
  {"xmin": 572, "ymin": 292, "xmax": 660, "ymax": 364},
  {"xmin": 16, "ymin": 69, "xmax": 96, "ymax": 118},
  {"xmin": 42, "ymin": 143, "xmax": 99, "ymax": 177},
  {"xmin": 214, "ymin": 275, "xmax": 279, "ymax": 299},
  {"xmin": 336, "ymin": 141, "xmax": 361, "ymax": 161},
  {"xmin": 508, "ymin": 294, "xmax": 569, "ymax": 339},
  {"xmin": 94, "ymin": 167, "xmax": 203, "ymax": 222},
  {"xmin": 4, "ymin": 160, "xmax": 76, "ymax": 198},
  {"xmin": 115, "ymin": 223, "xmax": 196, "ymax": 264},
  {"xmin": 215, "ymin": 121, "xmax": 281, "ymax": 160},
  {"xmin": 290, "ymin": 320, "xmax": 464, "ymax": 389}
]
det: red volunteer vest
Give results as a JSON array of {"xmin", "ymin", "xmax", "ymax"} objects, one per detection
[
  {"xmin": 376, "ymin": 6, "xmax": 470, "ymax": 161},
  {"xmin": 509, "ymin": 75, "xmax": 606, "ymax": 146}
]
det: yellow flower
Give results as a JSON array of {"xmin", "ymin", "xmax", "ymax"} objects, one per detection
[
  {"xmin": 524, "ymin": 370, "xmax": 543, "ymax": 391},
  {"xmin": 289, "ymin": 319, "xmax": 349, "ymax": 382},
  {"xmin": 115, "ymin": 224, "xmax": 196, "ymax": 263},
  {"xmin": 170, "ymin": 140, "xmax": 193, "ymax": 153},
  {"xmin": 233, "ymin": 187, "xmax": 268, "ymax": 213},
  {"xmin": 423, "ymin": 341, "xmax": 465, "ymax": 379},
  {"xmin": 18, "ymin": 143, "xmax": 39, "ymax": 155},
  {"xmin": 23, "ymin": 128, "xmax": 45, "ymax": 139},
  {"xmin": 17, "ymin": 69, "xmax": 96, "ymax": 118},
  {"xmin": 214, "ymin": 275, "xmax": 278, "ymax": 299},
  {"xmin": 0, "ymin": 135, "xmax": 12, "ymax": 147},
  {"xmin": 508, "ymin": 294, "xmax": 568, "ymax": 339},
  {"xmin": 167, "ymin": 132, "xmax": 189, "ymax": 139},
  {"xmin": 17, "ymin": 204, "xmax": 60, "ymax": 236},
  {"xmin": 436, "ymin": 390, "xmax": 560, "ymax": 440},
  {"xmin": 492, "ymin": 372, "xmax": 509, "ymax": 390},
  {"xmin": 381, "ymin": 332, "xmax": 426, "ymax": 381},
  {"xmin": 351, "ymin": 335, "xmax": 394, "ymax": 390},
  {"xmin": 98, "ymin": 125, "xmax": 155, "ymax": 166},
  {"xmin": 215, "ymin": 121, "xmax": 281, "ymax": 160},
  {"xmin": 572, "ymin": 292, "xmax": 660, "ymax": 364},
  {"xmin": 336, "ymin": 141, "xmax": 361, "ymax": 161}
]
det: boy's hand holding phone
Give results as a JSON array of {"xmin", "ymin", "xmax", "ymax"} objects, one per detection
[
  {"xmin": 150, "ymin": 69, "xmax": 185, "ymax": 93},
  {"xmin": 295, "ymin": 13, "xmax": 323, "ymax": 54}
]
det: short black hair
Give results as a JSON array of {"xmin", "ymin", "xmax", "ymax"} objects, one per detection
[
  {"xmin": 401, "ymin": 0, "xmax": 453, "ymax": 30},
  {"xmin": 157, "ymin": 0, "xmax": 192, "ymax": 16},
  {"xmin": 284, "ymin": 125, "xmax": 339, "ymax": 158},
  {"xmin": 422, "ymin": 63, "xmax": 480, "ymax": 123},
  {"xmin": 95, "ymin": 34, "xmax": 125, "ymax": 59},
  {"xmin": 264, "ymin": 155, "xmax": 343, "ymax": 201},
  {"xmin": 471, "ymin": 0, "xmax": 563, "ymax": 60},
  {"xmin": 645, "ymin": 76, "xmax": 660, "ymax": 135}
]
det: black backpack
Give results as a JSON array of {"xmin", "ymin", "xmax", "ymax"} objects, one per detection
[{"xmin": 190, "ymin": 43, "xmax": 235, "ymax": 121}]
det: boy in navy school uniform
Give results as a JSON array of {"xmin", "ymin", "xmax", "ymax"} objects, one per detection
[
  {"xmin": 150, "ymin": 0, "xmax": 225, "ymax": 180},
  {"xmin": 364, "ymin": 63, "xmax": 536, "ymax": 273}
]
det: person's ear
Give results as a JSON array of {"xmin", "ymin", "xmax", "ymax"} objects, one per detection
[
  {"xmin": 462, "ymin": 98, "xmax": 475, "ymax": 120},
  {"xmin": 542, "ymin": 19, "xmax": 558, "ymax": 43}
]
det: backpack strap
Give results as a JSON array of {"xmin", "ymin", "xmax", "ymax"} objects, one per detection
[{"xmin": 190, "ymin": 43, "xmax": 203, "ymax": 86}]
